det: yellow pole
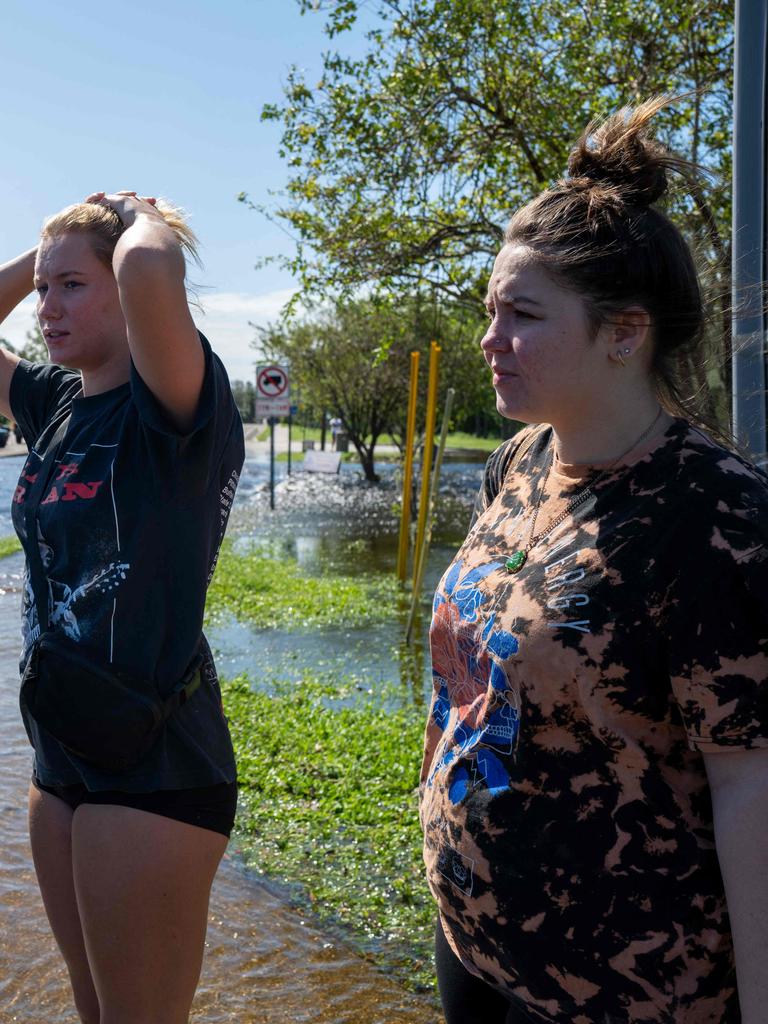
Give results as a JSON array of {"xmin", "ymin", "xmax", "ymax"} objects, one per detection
[
  {"xmin": 407, "ymin": 387, "xmax": 454, "ymax": 641},
  {"xmin": 396, "ymin": 351, "xmax": 420, "ymax": 581},
  {"xmin": 412, "ymin": 341, "xmax": 440, "ymax": 591}
]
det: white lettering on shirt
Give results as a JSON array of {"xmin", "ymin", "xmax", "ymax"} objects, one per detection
[
  {"xmin": 546, "ymin": 619, "xmax": 591, "ymax": 633},
  {"xmin": 546, "ymin": 568, "xmax": 586, "ymax": 591},
  {"xmin": 541, "ymin": 532, "xmax": 593, "ymax": 633},
  {"xmin": 546, "ymin": 593, "xmax": 589, "ymax": 611},
  {"xmin": 544, "ymin": 551, "xmax": 578, "ymax": 575}
]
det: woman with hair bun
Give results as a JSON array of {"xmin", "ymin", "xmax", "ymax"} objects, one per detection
[
  {"xmin": 0, "ymin": 191, "xmax": 243, "ymax": 1021},
  {"xmin": 421, "ymin": 99, "xmax": 767, "ymax": 1023}
]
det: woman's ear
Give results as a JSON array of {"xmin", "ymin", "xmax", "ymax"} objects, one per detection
[{"xmin": 601, "ymin": 306, "xmax": 652, "ymax": 364}]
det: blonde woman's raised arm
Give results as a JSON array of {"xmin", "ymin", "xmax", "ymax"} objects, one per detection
[
  {"xmin": 86, "ymin": 191, "xmax": 203, "ymax": 434},
  {"xmin": 0, "ymin": 248, "xmax": 36, "ymax": 419}
]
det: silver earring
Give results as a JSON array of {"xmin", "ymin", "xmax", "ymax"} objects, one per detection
[{"xmin": 616, "ymin": 350, "xmax": 627, "ymax": 367}]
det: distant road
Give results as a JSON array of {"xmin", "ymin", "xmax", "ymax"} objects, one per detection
[{"xmin": 0, "ymin": 436, "xmax": 27, "ymax": 459}]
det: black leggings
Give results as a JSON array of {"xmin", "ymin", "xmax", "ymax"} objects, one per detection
[{"xmin": 435, "ymin": 918, "xmax": 533, "ymax": 1024}]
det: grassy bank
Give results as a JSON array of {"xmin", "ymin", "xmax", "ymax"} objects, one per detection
[
  {"xmin": 225, "ymin": 673, "xmax": 435, "ymax": 992},
  {"xmin": 206, "ymin": 539, "xmax": 400, "ymax": 630},
  {"xmin": 283, "ymin": 426, "xmax": 500, "ymax": 452},
  {"xmin": 0, "ymin": 536, "xmax": 21, "ymax": 559},
  {"xmin": 208, "ymin": 539, "xmax": 436, "ymax": 992}
]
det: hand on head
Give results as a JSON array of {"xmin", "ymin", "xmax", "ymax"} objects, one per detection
[{"xmin": 84, "ymin": 190, "xmax": 159, "ymax": 228}]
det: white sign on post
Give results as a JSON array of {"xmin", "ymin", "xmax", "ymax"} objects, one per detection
[{"xmin": 255, "ymin": 364, "xmax": 291, "ymax": 418}]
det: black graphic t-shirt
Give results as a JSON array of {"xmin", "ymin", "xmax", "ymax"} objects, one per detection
[
  {"xmin": 10, "ymin": 333, "xmax": 243, "ymax": 792},
  {"xmin": 421, "ymin": 419, "xmax": 768, "ymax": 1024}
]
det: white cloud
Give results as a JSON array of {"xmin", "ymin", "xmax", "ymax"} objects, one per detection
[
  {"xmin": 193, "ymin": 288, "xmax": 296, "ymax": 382},
  {"xmin": 0, "ymin": 298, "xmax": 37, "ymax": 350},
  {"xmin": 0, "ymin": 289, "xmax": 296, "ymax": 385}
]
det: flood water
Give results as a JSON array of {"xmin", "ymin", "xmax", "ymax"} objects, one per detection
[
  {"xmin": 0, "ymin": 452, "xmax": 485, "ymax": 1023},
  {"xmin": 210, "ymin": 458, "xmax": 482, "ymax": 701}
]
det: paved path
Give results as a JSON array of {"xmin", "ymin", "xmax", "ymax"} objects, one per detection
[
  {"xmin": 0, "ymin": 437, "xmax": 27, "ymax": 459},
  {"xmin": 244, "ymin": 423, "xmax": 405, "ymax": 460}
]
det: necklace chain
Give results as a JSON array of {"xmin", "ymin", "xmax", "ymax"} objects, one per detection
[{"xmin": 504, "ymin": 407, "xmax": 663, "ymax": 574}]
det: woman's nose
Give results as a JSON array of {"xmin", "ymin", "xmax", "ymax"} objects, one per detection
[
  {"xmin": 480, "ymin": 323, "xmax": 508, "ymax": 353},
  {"xmin": 38, "ymin": 292, "xmax": 60, "ymax": 320}
]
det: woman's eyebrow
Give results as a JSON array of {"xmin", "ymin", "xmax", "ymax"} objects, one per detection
[
  {"xmin": 500, "ymin": 293, "xmax": 543, "ymax": 307},
  {"xmin": 489, "ymin": 291, "xmax": 544, "ymax": 308},
  {"xmin": 34, "ymin": 270, "xmax": 87, "ymax": 284}
]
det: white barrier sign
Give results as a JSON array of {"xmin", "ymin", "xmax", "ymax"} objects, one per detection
[{"xmin": 304, "ymin": 450, "xmax": 342, "ymax": 474}]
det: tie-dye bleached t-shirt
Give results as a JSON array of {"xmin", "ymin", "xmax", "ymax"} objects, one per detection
[{"xmin": 420, "ymin": 418, "xmax": 768, "ymax": 1024}]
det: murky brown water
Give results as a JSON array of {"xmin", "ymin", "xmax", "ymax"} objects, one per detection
[{"xmin": 0, "ymin": 555, "xmax": 441, "ymax": 1024}]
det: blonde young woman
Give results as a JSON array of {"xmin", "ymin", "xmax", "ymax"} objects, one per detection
[
  {"xmin": 0, "ymin": 191, "xmax": 243, "ymax": 1023},
  {"xmin": 421, "ymin": 101, "xmax": 768, "ymax": 1023}
]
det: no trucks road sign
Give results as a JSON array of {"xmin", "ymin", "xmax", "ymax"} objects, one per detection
[{"xmin": 255, "ymin": 364, "xmax": 291, "ymax": 417}]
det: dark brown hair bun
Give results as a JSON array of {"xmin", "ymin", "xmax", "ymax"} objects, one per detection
[{"xmin": 566, "ymin": 96, "xmax": 684, "ymax": 207}]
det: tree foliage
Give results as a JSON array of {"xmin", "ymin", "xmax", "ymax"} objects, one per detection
[
  {"xmin": 257, "ymin": 296, "xmax": 492, "ymax": 480},
  {"xmin": 250, "ymin": 0, "xmax": 732, "ymax": 310},
  {"xmin": 2, "ymin": 321, "xmax": 49, "ymax": 363},
  {"xmin": 231, "ymin": 379, "xmax": 256, "ymax": 422}
]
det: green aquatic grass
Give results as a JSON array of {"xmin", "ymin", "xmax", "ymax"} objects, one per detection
[
  {"xmin": 224, "ymin": 673, "xmax": 436, "ymax": 993},
  {"xmin": 206, "ymin": 539, "xmax": 400, "ymax": 630},
  {"xmin": 443, "ymin": 431, "xmax": 499, "ymax": 452},
  {"xmin": 0, "ymin": 536, "xmax": 22, "ymax": 559}
]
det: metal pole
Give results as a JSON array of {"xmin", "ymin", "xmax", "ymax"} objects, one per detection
[
  {"xmin": 412, "ymin": 342, "xmax": 441, "ymax": 592},
  {"xmin": 287, "ymin": 413, "xmax": 293, "ymax": 476},
  {"xmin": 269, "ymin": 416, "xmax": 275, "ymax": 510},
  {"xmin": 406, "ymin": 387, "xmax": 455, "ymax": 642},
  {"xmin": 732, "ymin": 0, "xmax": 768, "ymax": 456},
  {"xmin": 397, "ymin": 351, "xmax": 421, "ymax": 582}
]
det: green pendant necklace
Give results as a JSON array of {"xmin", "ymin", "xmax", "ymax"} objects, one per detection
[{"xmin": 505, "ymin": 408, "xmax": 663, "ymax": 574}]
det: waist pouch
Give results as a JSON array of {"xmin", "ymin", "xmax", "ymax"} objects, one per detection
[{"xmin": 20, "ymin": 632, "xmax": 203, "ymax": 773}]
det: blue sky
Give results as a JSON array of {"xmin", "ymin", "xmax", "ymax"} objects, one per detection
[{"xmin": 0, "ymin": 0, "xmax": 367, "ymax": 381}]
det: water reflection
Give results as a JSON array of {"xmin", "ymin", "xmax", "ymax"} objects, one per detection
[{"xmin": 205, "ymin": 457, "xmax": 481, "ymax": 707}]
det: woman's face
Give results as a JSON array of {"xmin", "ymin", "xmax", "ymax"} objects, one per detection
[
  {"xmin": 481, "ymin": 244, "xmax": 608, "ymax": 426},
  {"xmin": 34, "ymin": 232, "xmax": 127, "ymax": 372}
]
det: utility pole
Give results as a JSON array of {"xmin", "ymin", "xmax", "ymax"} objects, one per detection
[{"xmin": 732, "ymin": 0, "xmax": 768, "ymax": 457}]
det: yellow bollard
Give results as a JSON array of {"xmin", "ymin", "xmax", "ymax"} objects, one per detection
[
  {"xmin": 412, "ymin": 341, "xmax": 440, "ymax": 592},
  {"xmin": 406, "ymin": 386, "xmax": 454, "ymax": 642},
  {"xmin": 396, "ymin": 351, "xmax": 420, "ymax": 582}
]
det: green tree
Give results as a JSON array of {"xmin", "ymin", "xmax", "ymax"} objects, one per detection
[
  {"xmin": 2, "ymin": 321, "xmax": 49, "ymax": 363},
  {"xmin": 231, "ymin": 379, "xmax": 256, "ymax": 422},
  {"xmin": 258, "ymin": 295, "xmax": 492, "ymax": 481},
  {"xmin": 247, "ymin": 0, "xmax": 733, "ymax": 419}
]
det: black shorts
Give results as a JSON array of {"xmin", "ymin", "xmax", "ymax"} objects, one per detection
[{"xmin": 31, "ymin": 774, "xmax": 238, "ymax": 838}]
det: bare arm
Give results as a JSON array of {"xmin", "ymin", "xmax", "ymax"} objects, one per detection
[
  {"xmin": 704, "ymin": 746, "xmax": 768, "ymax": 1022},
  {"xmin": 92, "ymin": 191, "xmax": 204, "ymax": 433},
  {"xmin": 0, "ymin": 248, "xmax": 36, "ymax": 419}
]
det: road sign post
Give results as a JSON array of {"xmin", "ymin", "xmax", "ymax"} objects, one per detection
[
  {"xmin": 255, "ymin": 365, "xmax": 290, "ymax": 506},
  {"xmin": 269, "ymin": 416, "xmax": 276, "ymax": 509}
]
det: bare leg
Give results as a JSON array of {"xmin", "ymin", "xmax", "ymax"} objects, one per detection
[
  {"xmin": 28, "ymin": 783, "xmax": 100, "ymax": 1024},
  {"xmin": 72, "ymin": 804, "xmax": 227, "ymax": 1024}
]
